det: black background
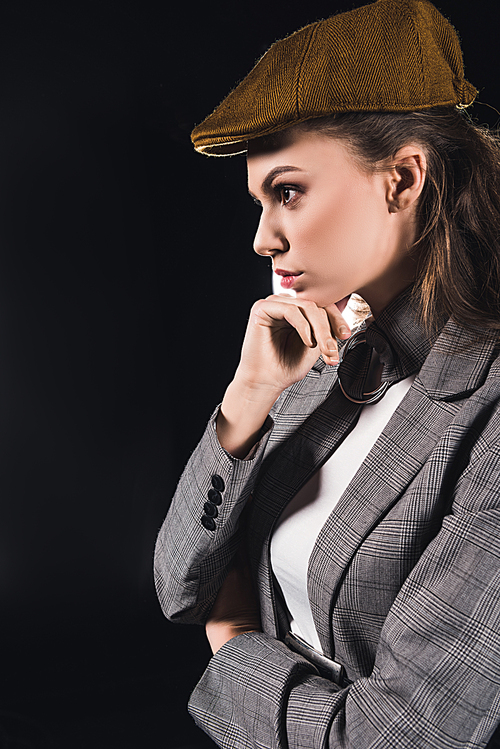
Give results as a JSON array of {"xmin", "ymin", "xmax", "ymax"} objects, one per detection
[{"xmin": 0, "ymin": 1, "xmax": 498, "ymax": 747}]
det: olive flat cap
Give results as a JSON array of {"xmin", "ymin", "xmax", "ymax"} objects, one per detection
[{"xmin": 191, "ymin": 0, "xmax": 477, "ymax": 156}]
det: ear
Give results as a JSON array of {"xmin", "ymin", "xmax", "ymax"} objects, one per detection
[{"xmin": 385, "ymin": 145, "xmax": 427, "ymax": 214}]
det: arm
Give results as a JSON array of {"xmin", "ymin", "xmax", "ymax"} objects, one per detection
[
  {"xmin": 154, "ymin": 294, "xmax": 350, "ymax": 624},
  {"xmin": 216, "ymin": 295, "xmax": 350, "ymax": 458},
  {"xmin": 188, "ymin": 446, "xmax": 500, "ymax": 749},
  {"xmin": 153, "ymin": 405, "xmax": 273, "ymax": 624}
]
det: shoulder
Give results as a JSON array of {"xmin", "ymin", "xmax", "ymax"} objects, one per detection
[{"xmin": 418, "ymin": 319, "xmax": 500, "ymax": 401}]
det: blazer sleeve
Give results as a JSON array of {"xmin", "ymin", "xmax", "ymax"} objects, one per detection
[
  {"xmin": 154, "ymin": 406, "xmax": 275, "ymax": 624},
  {"xmin": 187, "ymin": 444, "xmax": 500, "ymax": 749}
]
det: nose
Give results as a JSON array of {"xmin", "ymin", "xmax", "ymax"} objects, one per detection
[{"xmin": 253, "ymin": 210, "xmax": 289, "ymax": 257}]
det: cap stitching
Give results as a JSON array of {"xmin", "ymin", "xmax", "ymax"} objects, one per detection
[
  {"xmin": 393, "ymin": 0, "xmax": 426, "ymax": 97},
  {"xmin": 294, "ymin": 22, "xmax": 321, "ymax": 119},
  {"xmin": 195, "ymin": 97, "xmax": 464, "ymax": 152}
]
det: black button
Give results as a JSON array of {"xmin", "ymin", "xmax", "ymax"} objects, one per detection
[
  {"xmin": 208, "ymin": 488, "xmax": 222, "ymax": 505},
  {"xmin": 211, "ymin": 475, "xmax": 225, "ymax": 492},
  {"xmin": 204, "ymin": 502, "xmax": 218, "ymax": 518},
  {"xmin": 201, "ymin": 515, "xmax": 216, "ymax": 531}
]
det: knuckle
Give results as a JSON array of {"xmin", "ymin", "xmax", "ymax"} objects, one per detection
[
  {"xmin": 317, "ymin": 307, "xmax": 329, "ymax": 322},
  {"xmin": 300, "ymin": 299, "xmax": 316, "ymax": 310},
  {"xmin": 266, "ymin": 293, "xmax": 289, "ymax": 303},
  {"xmin": 251, "ymin": 299, "xmax": 267, "ymax": 313}
]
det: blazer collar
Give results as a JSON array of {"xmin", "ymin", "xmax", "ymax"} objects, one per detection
[
  {"xmin": 316, "ymin": 287, "xmax": 500, "ymax": 401},
  {"xmin": 417, "ymin": 319, "xmax": 500, "ymax": 400},
  {"xmin": 312, "ymin": 286, "xmax": 437, "ymax": 387},
  {"xmin": 365, "ymin": 287, "xmax": 437, "ymax": 384}
]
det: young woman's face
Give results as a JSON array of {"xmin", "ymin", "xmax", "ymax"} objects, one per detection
[{"xmin": 247, "ymin": 130, "xmax": 418, "ymax": 315}]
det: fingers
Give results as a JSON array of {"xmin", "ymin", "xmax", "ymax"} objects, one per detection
[
  {"xmin": 324, "ymin": 301, "xmax": 351, "ymax": 340},
  {"xmin": 256, "ymin": 295, "xmax": 351, "ymax": 365},
  {"xmin": 253, "ymin": 300, "xmax": 313, "ymax": 347}
]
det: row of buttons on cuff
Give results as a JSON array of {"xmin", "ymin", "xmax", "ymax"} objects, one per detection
[{"xmin": 201, "ymin": 474, "xmax": 225, "ymax": 531}]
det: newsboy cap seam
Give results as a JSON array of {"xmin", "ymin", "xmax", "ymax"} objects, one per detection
[
  {"xmin": 398, "ymin": 0, "xmax": 427, "ymax": 100},
  {"xmin": 193, "ymin": 93, "xmax": 464, "ymax": 148},
  {"xmin": 296, "ymin": 21, "xmax": 322, "ymax": 119},
  {"xmin": 192, "ymin": 97, "xmax": 467, "ymax": 153}
]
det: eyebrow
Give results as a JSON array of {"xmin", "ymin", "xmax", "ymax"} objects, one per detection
[{"xmin": 248, "ymin": 165, "xmax": 304, "ymax": 202}]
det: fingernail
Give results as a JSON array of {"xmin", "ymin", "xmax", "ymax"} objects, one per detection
[
  {"xmin": 326, "ymin": 338, "xmax": 336, "ymax": 352},
  {"xmin": 338, "ymin": 325, "xmax": 350, "ymax": 338}
]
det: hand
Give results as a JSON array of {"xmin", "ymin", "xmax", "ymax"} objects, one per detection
[
  {"xmin": 216, "ymin": 295, "xmax": 351, "ymax": 457},
  {"xmin": 236, "ymin": 294, "xmax": 351, "ymax": 395},
  {"xmin": 206, "ymin": 549, "xmax": 261, "ymax": 654}
]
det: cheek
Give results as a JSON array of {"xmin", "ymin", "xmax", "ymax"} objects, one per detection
[
  {"xmin": 307, "ymin": 195, "xmax": 369, "ymax": 259},
  {"xmin": 330, "ymin": 190, "xmax": 387, "ymax": 257}
]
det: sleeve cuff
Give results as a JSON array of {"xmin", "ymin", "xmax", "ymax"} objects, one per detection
[{"xmin": 208, "ymin": 406, "xmax": 274, "ymax": 462}]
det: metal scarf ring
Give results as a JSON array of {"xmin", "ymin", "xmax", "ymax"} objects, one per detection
[{"xmin": 337, "ymin": 330, "xmax": 389, "ymax": 405}]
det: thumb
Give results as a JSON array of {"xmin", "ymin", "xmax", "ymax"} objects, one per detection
[{"xmin": 323, "ymin": 297, "xmax": 351, "ymax": 340}]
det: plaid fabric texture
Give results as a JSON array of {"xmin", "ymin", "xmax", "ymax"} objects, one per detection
[{"xmin": 155, "ymin": 292, "xmax": 500, "ymax": 748}]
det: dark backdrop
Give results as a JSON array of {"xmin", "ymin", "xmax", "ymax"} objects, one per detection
[{"xmin": 0, "ymin": 2, "xmax": 498, "ymax": 747}]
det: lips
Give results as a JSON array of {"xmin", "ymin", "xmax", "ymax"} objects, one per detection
[
  {"xmin": 274, "ymin": 270, "xmax": 351, "ymax": 311},
  {"xmin": 274, "ymin": 269, "xmax": 303, "ymax": 290},
  {"xmin": 274, "ymin": 269, "xmax": 302, "ymax": 277}
]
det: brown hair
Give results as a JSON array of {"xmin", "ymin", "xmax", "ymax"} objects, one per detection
[{"xmin": 272, "ymin": 107, "xmax": 500, "ymax": 332}]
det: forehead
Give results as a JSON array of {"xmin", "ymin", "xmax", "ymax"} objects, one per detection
[{"xmin": 246, "ymin": 130, "xmax": 359, "ymax": 188}]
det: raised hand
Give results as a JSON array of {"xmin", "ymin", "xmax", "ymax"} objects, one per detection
[
  {"xmin": 217, "ymin": 294, "xmax": 350, "ymax": 458},
  {"xmin": 238, "ymin": 294, "xmax": 350, "ymax": 391}
]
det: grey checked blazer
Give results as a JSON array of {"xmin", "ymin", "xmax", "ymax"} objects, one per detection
[{"xmin": 155, "ymin": 290, "xmax": 500, "ymax": 749}]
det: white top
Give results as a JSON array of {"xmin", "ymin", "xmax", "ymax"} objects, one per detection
[{"xmin": 270, "ymin": 373, "xmax": 415, "ymax": 653}]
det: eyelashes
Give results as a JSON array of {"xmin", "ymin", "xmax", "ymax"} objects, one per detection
[
  {"xmin": 249, "ymin": 182, "xmax": 303, "ymax": 208},
  {"xmin": 273, "ymin": 183, "xmax": 302, "ymax": 206}
]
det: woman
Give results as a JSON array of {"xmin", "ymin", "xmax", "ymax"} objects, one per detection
[{"xmin": 155, "ymin": 0, "xmax": 500, "ymax": 746}]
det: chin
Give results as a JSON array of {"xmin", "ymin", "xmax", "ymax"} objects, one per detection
[
  {"xmin": 315, "ymin": 294, "xmax": 351, "ymax": 312},
  {"xmin": 295, "ymin": 287, "xmax": 351, "ymax": 313}
]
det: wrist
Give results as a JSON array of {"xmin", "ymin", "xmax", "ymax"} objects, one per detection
[
  {"xmin": 230, "ymin": 370, "xmax": 283, "ymax": 406},
  {"xmin": 216, "ymin": 379, "xmax": 278, "ymax": 459},
  {"xmin": 206, "ymin": 622, "xmax": 261, "ymax": 654}
]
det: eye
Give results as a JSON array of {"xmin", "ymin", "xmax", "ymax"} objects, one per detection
[{"xmin": 276, "ymin": 184, "xmax": 299, "ymax": 206}]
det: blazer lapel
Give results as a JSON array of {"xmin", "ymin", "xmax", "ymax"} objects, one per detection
[
  {"xmin": 308, "ymin": 382, "xmax": 460, "ymax": 655},
  {"xmin": 248, "ymin": 364, "xmax": 363, "ymax": 637},
  {"xmin": 249, "ymin": 287, "xmax": 499, "ymax": 648},
  {"xmin": 309, "ymin": 320, "xmax": 500, "ymax": 657}
]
